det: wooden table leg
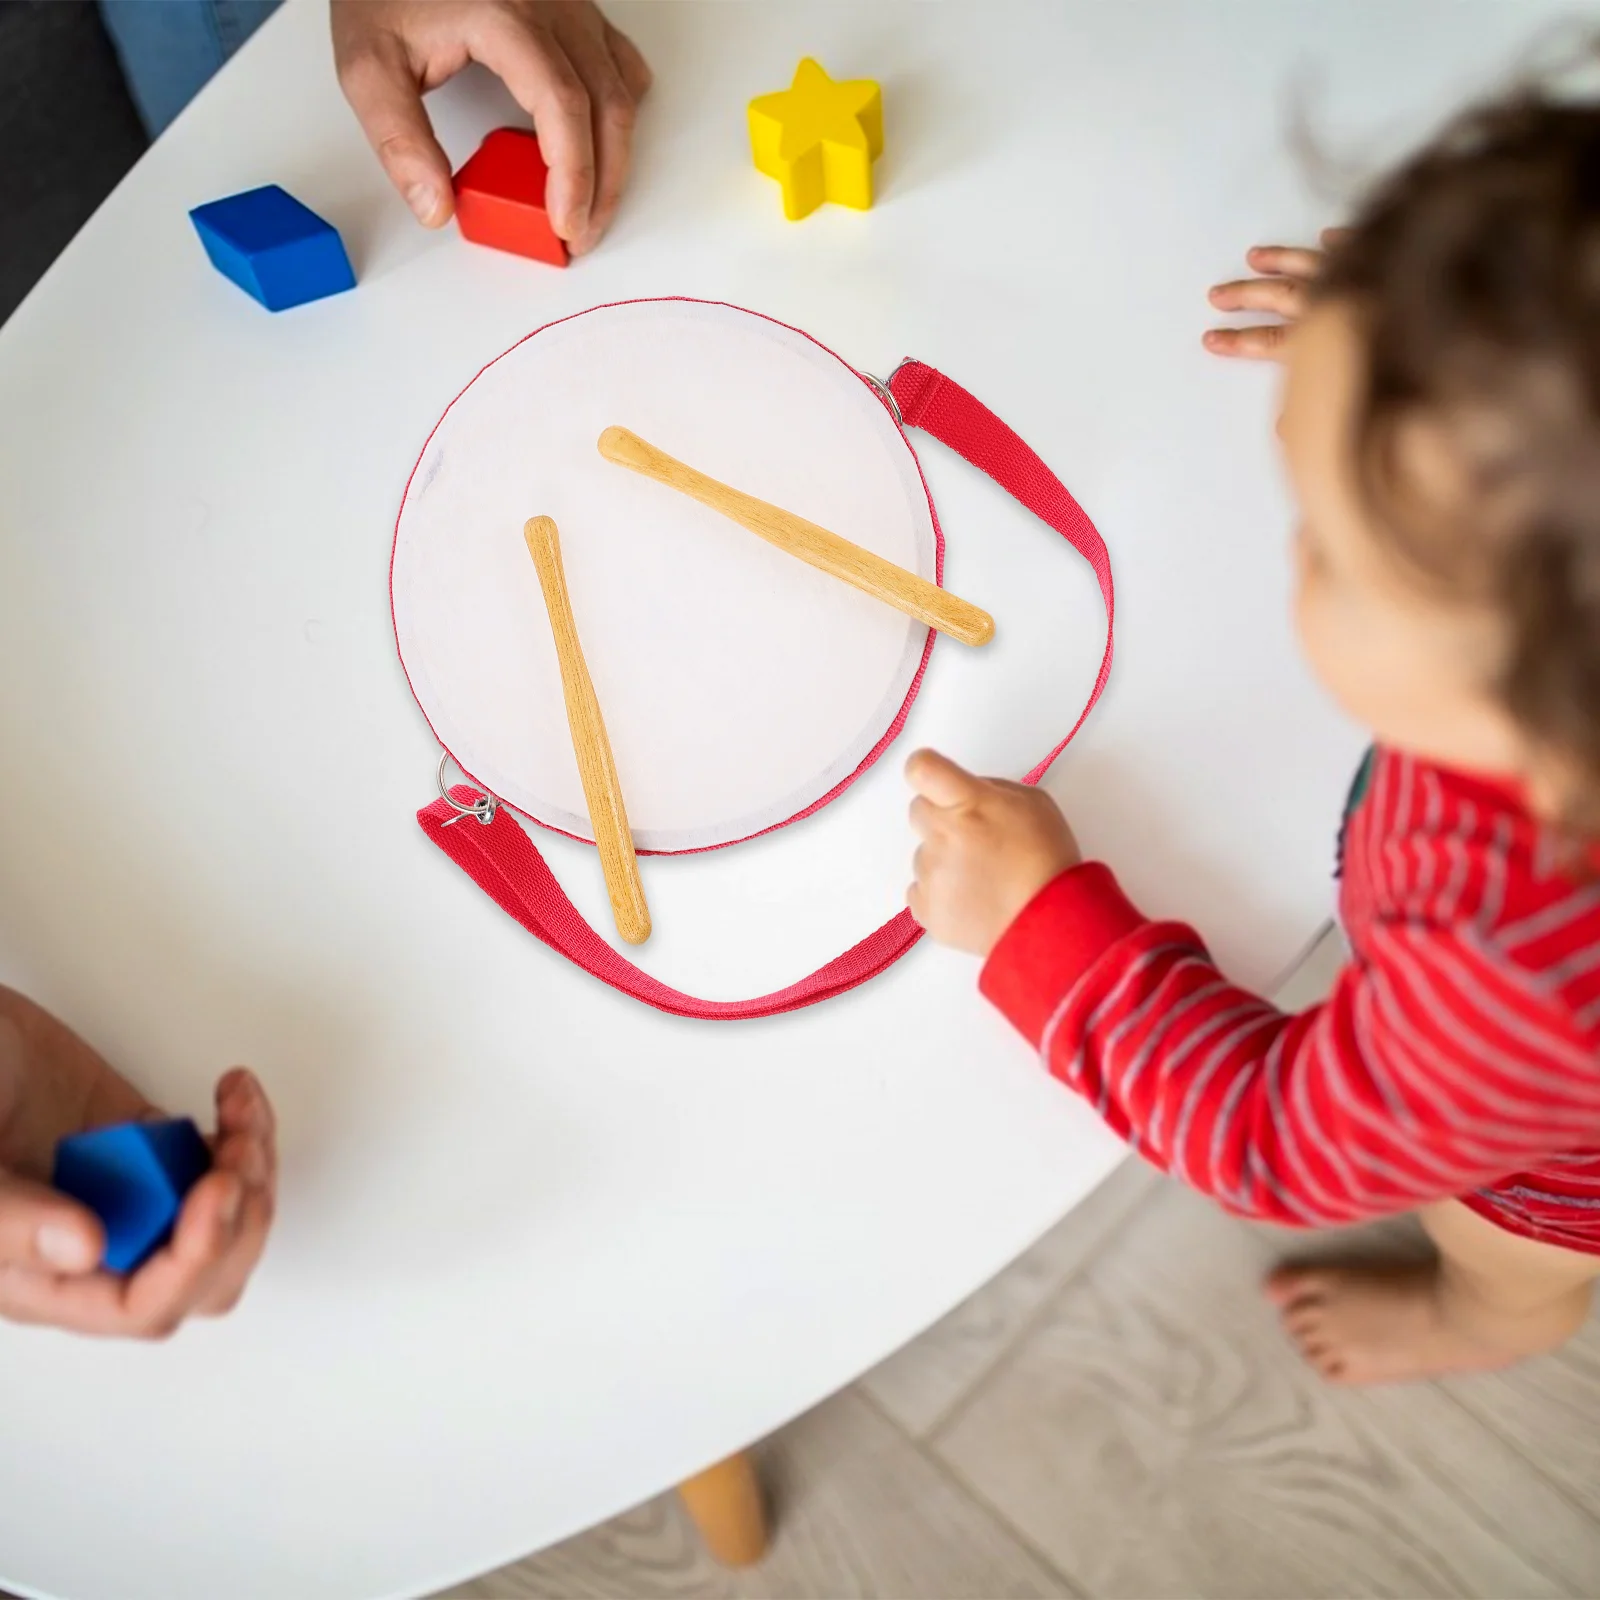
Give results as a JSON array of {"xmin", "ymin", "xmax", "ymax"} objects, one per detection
[{"xmin": 677, "ymin": 1450, "xmax": 768, "ymax": 1567}]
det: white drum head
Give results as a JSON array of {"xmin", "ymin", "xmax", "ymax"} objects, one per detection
[{"xmin": 393, "ymin": 299, "xmax": 939, "ymax": 853}]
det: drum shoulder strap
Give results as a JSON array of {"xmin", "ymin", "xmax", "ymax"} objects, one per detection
[{"xmin": 416, "ymin": 360, "xmax": 1116, "ymax": 1020}]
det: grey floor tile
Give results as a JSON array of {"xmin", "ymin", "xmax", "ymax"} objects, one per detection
[
  {"xmin": 1433, "ymin": 1314, "xmax": 1600, "ymax": 1517},
  {"xmin": 931, "ymin": 1180, "xmax": 1600, "ymax": 1600}
]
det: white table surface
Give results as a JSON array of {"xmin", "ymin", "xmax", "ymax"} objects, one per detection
[{"xmin": 0, "ymin": 3, "xmax": 1560, "ymax": 1596}]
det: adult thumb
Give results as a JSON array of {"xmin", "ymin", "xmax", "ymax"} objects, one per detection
[
  {"xmin": 337, "ymin": 50, "xmax": 455, "ymax": 227},
  {"xmin": 905, "ymin": 748, "xmax": 984, "ymax": 808},
  {"xmin": 0, "ymin": 1172, "xmax": 103, "ymax": 1273}
]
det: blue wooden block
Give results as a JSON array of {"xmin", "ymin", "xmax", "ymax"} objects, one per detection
[
  {"xmin": 189, "ymin": 184, "xmax": 356, "ymax": 312},
  {"xmin": 52, "ymin": 1118, "xmax": 212, "ymax": 1274}
]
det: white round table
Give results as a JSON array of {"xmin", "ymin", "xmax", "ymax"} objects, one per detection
[{"xmin": 0, "ymin": 3, "xmax": 1553, "ymax": 1596}]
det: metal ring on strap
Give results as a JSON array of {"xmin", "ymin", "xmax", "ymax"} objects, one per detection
[
  {"xmin": 436, "ymin": 753, "xmax": 500, "ymax": 827},
  {"xmin": 861, "ymin": 367, "xmax": 905, "ymax": 428}
]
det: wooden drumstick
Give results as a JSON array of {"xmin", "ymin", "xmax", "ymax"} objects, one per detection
[
  {"xmin": 523, "ymin": 515, "xmax": 651, "ymax": 946},
  {"xmin": 597, "ymin": 426, "xmax": 995, "ymax": 648}
]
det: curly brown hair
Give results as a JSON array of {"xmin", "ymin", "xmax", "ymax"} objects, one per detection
[{"xmin": 1314, "ymin": 90, "xmax": 1600, "ymax": 833}]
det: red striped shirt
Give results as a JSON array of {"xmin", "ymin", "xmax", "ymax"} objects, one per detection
[{"xmin": 979, "ymin": 748, "xmax": 1600, "ymax": 1251}]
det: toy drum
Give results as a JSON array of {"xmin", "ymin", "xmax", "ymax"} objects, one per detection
[{"xmin": 393, "ymin": 298, "xmax": 1113, "ymax": 1019}]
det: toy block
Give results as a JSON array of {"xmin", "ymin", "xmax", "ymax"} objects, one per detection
[
  {"xmin": 452, "ymin": 128, "xmax": 569, "ymax": 266},
  {"xmin": 53, "ymin": 1117, "xmax": 212, "ymax": 1274},
  {"xmin": 748, "ymin": 58, "xmax": 883, "ymax": 221},
  {"xmin": 190, "ymin": 184, "xmax": 356, "ymax": 312}
]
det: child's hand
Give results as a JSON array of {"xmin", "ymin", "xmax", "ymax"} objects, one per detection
[
  {"xmin": 906, "ymin": 750, "xmax": 1082, "ymax": 957},
  {"xmin": 0, "ymin": 989, "xmax": 277, "ymax": 1337},
  {"xmin": 1203, "ymin": 228, "xmax": 1348, "ymax": 361}
]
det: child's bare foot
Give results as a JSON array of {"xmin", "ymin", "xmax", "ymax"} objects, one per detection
[{"xmin": 1264, "ymin": 1260, "xmax": 1587, "ymax": 1385}]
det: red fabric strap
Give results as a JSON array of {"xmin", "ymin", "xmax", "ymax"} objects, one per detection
[
  {"xmin": 417, "ymin": 361, "xmax": 1115, "ymax": 1019},
  {"xmin": 889, "ymin": 363, "xmax": 1115, "ymax": 781}
]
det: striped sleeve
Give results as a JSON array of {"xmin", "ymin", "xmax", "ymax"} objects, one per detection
[{"xmin": 979, "ymin": 864, "xmax": 1600, "ymax": 1226}]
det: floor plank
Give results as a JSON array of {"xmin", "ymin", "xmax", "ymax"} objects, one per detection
[
  {"xmin": 860, "ymin": 1156, "xmax": 1161, "ymax": 1437},
  {"xmin": 437, "ymin": 1388, "xmax": 1077, "ymax": 1600},
  {"xmin": 1434, "ymin": 1316, "xmax": 1600, "ymax": 1518},
  {"xmin": 931, "ymin": 1179, "xmax": 1600, "ymax": 1600}
]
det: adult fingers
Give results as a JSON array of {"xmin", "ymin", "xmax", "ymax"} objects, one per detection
[
  {"xmin": 215, "ymin": 1069, "xmax": 276, "ymax": 1161},
  {"xmin": 193, "ymin": 1067, "xmax": 276, "ymax": 1316},
  {"xmin": 213, "ymin": 1127, "xmax": 271, "ymax": 1192},
  {"xmin": 905, "ymin": 749, "xmax": 984, "ymax": 808},
  {"xmin": 117, "ymin": 1170, "xmax": 246, "ymax": 1338},
  {"xmin": 472, "ymin": 12, "xmax": 596, "ymax": 245},
  {"xmin": 336, "ymin": 38, "xmax": 455, "ymax": 227},
  {"xmin": 194, "ymin": 1184, "xmax": 274, "ymax": 1317},
  {"xmin": 0, "ymin": 1179, "xmax": 233, "ymax": 1337},
  {"xmin": 554, "ymin": 23, "xmax": 638, "ymax": 254},
  {"xmin": 1320, "ymin": 226, "xmax": 1352, "ymax": 250},
  {"xmin": 604, "ymin": 20, "xmax": 653, "ymax": 100},
  {"xmin": 1207, "ymin": 275, "xmax": 1309, "ymax": 319},
  {"xmin": 0, "ymin": 1173, "xmax": 103, "ymax": 1275},
  {"xmin": 1201, "ymin": 323, "xmax": 1292, "ymax": 362},
  {"xmin": 0, "ymin": 1262, "xmax": 129, "ymax": 1333},
  {"xmin": 210, "ymin": 1072, "xmax": 274, "ymax": 1193},
  {"xmin": 0, "ymin": 1167, "xmax": 244, "ymax": 1336}
]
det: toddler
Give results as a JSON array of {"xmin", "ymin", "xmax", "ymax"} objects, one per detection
[{"xmin": 908, "ymin": 85, "xmax": 1600, "ymax": 1385}]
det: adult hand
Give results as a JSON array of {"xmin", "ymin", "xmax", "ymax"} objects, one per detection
[
  {"xmin": 0, "ymin": 988, "xmax": 276, "ymax": 1338},
  {"xmin": 1203, "ymin": 228, "xmax": 1349, "ymax": 361},
  {"xmin": 905, "ymin": 751, "xmax": 1082, "ymax": 958},
  {"xmin": 332, "ymin": 0, "xmax": 653, "ymax": 255}
]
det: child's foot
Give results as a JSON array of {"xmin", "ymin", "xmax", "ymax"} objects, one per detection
[{"xmin": 1263, "ymin": 1261, "xmax": 1581, "ymax": 1385}]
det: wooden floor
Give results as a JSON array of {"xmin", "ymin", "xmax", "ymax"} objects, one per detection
[{"xmin": 435, "ymin": 931, "xmax": 1600, "ymax": 1600}]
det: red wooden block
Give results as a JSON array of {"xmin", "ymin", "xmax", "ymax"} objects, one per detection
[{"xmin": 452, "ymin": 128, "xmax": 569, "ymax": 267}]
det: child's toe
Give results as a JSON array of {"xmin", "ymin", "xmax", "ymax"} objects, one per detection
[
  {"xmin": 1287, "ymin": 1328, "xmax": 1345, "ymax": 1378},
  {"xmin": 1282, "ymin": 1304, "xmax": 1326, "ymax": 1337},
  {"xmin": 1264, "ymin": 1263, "xmax": 1332, "ymax": 1307}
]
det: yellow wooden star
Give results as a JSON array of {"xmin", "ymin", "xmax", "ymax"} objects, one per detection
[{"xmin": 748, "ymin": 58, "xmax": 883, "ymax": 221}]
